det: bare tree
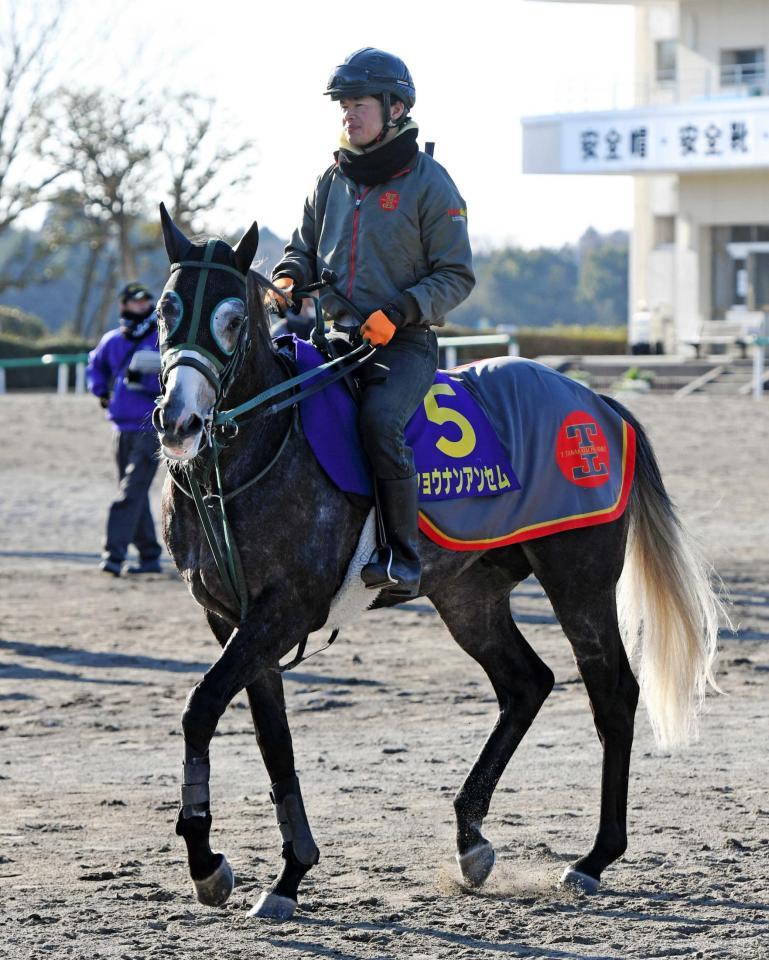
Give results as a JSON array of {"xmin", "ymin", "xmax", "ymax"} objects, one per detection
[
  {"xmin": 163, "ymin": 93, "xmax": 256, "ymax": 234},
  {"xmin": 0, "ymin": 1, "xmax": 66, "ymax": 292},
  {"xmin": 42, "ymin": 87, "xmax": 161, "ymax": 281}
]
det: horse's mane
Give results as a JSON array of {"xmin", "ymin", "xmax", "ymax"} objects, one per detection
[{"xmin": 245, "ymin": 268, "xmax": 278, "ymax": 352}]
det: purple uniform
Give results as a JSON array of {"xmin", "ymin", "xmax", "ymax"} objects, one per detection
[{"xmin": 87, "ymin": 326, "xmax": 160, "ymax": 432}]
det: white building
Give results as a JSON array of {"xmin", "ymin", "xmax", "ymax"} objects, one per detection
[{"xmin": 522, "ymin": 0, "xmax": 769, "ymax": 355}]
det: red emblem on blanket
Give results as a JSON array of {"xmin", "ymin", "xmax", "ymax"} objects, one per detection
[
  {"xmin": 380, "ymin": 191, "xmax": 400, "ymax": 210},
  {"xmin": 556, "ymin": 411, "xmax": 610, "ymax": 487}
]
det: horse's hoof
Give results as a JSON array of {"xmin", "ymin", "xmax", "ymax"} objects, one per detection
[
  {"xmin": 456, "ymin": 841, "xmax": 496, "ymax": 887},
  {"xmin": 192, "ymin": 854, "xmax": 235, "ymax": 906},
  {"xmin": 559, "ymin": 866, "xmax": 600, "ymax": 895},
  {"xmin": 248, "ymin": 891, "xmax": 298, "ymax": 921}
]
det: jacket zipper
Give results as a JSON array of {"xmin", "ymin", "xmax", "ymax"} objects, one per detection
[
  {"xmin": 347, "ymin": 186, "xmax": 371, "ymax": 299},
  {"xmin": 345, "ymin": 168, "xmax": 413, "ymax": 300}
]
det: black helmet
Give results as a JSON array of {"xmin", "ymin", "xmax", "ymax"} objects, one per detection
[
  {"xmin": 325, "ymin": 48, "xmax": 416, "ymax": 110},
  {"xmin": 118, "ymin": 281, "xmax": 154, "ymax": 304}
]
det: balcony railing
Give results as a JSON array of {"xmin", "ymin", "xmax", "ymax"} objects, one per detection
[{"xmin": 527, "ymin": 62, "xmax": 768, "ymax": 116}]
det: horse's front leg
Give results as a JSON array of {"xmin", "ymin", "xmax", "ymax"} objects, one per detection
[
  {"xmin": 245, "ymin": 669, "xmax": 319, "ymax": 921},
  {"xmin": 175, "ymin": 618, "xmax": 274, "ymax": 908}
]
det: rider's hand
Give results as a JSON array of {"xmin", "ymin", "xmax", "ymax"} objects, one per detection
[
  {"xmin": 361, "ymin": 309, "xmax": 396, "ymax": 347},
  {"xmin": 264, "ymin": 277, "xmax": 294, "ymax": 317}
]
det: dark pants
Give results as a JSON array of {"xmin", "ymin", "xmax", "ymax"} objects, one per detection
[
  {"xmin": 358, "ymin": 326, "xmax": 438, "ymax": 479},
  {"xmin": 104, "ymin": 431, "xmax": 162, "ymax": 564}
]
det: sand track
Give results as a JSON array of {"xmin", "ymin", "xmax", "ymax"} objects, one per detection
[{"xmin": 1, "ymin": 393, "xmax": 767, "ymax": 959}]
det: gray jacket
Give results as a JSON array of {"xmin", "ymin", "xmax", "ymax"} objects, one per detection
[{"xmin": 273, "ymin": 151, "xmax": 475, "ymax": 328}]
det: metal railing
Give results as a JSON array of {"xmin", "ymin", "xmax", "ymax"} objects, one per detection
[
  {"xmin": 0, "ymin": 353, "xmax": 89, "ymax": 395},
  {"xmin": 528, "ymin": 62, "xmax": 769, "ymax": 116},
  {"xmin": 438, "ymin": 333, "xmax": 519, "ymax": 369},
  {"xmin": 0, "ymin": 336, "xmax": 520, "ymax": 395}
]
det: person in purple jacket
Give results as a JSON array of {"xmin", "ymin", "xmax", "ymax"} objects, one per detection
[{"xmin": 87, "ymin": 282, "xmax": 163, "ymax": 576}]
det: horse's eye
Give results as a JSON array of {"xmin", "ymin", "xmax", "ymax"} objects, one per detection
[
  {"xmin": 158, "ymin": 291, "xmax": 183, "ymax": 338},
  {"xmin": 211, "ymin": 298, "xmax": 246, "ymax": 355}
]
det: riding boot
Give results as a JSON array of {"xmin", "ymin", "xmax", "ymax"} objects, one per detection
[{"xmin": 361, "ymin": 475, "xmax": 422, "ymax": 599}]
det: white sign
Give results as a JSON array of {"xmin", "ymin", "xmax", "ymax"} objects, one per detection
[{"xmin": 562, "ymin": 103, "xmax": 769, "ymax": 173}]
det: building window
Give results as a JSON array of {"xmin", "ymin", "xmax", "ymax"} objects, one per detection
[
  {"xmin": 654, "ymin": 216, "xmax": 676, "ymax": 248},
  {"xmin": 655, "ymin": 39, "xmax": 677, "ymax": 84},
  {"xmin": 720, "ymin": 48, "xmax": 765, "ymax": 88}
]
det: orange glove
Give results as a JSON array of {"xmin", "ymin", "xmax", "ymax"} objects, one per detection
[
  {"xmin": 360, "ymin": 309, "xmax": 396, "ymax": 346},
  {"xmin": 264, "ymin": 277, "xmax": 294, "ymax": 316}
]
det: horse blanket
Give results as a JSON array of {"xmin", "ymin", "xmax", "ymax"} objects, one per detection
[{"xmin": 291, "ymin": 338, "xmax": 636, "ymax": 551}]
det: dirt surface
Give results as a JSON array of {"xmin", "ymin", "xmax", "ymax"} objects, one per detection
[{"xmin": 1, "ymin": 392, "xmax": 768, "ymax": 960}]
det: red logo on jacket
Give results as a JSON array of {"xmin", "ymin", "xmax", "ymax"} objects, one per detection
[{"xmin": 380, "ymin": 191, "xmax": 400, "ymax": 211}]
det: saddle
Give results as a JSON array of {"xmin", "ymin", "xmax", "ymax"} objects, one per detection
[{"xmin": 276, "ymin": 335, "xmax": 636, "ymax": 551}]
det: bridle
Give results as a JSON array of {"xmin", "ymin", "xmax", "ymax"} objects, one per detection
[{"xmin": 159, "ymin": 240, "xmax": 253, "ymax": 403}]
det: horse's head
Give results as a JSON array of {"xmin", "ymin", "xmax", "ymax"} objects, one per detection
[{"xmin": 154, "ymin": 204, "xmax": 260, "ymax": 460}]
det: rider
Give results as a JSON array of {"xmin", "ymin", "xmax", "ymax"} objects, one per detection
[{"xmin": 268, "ymin": 47, "xmax": 475, "ymax": 599}]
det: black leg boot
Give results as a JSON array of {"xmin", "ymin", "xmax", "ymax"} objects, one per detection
[{"xmin": 361, "ymin": 475, "xmax": 422, "ymax": 599}]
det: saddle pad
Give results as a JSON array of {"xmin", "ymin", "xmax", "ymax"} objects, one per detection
[
  {"xmin": 291, "ymin": 339, "xmax": 635, "ymax": 551},
  {"xmin": 293, "ymin": 338, "xmax": 518, "ymax": 501}
]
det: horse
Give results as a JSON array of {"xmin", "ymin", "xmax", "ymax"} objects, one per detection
[{"xmin": 152, "ymin": 205, "xmax": 721, "ymax": 921}]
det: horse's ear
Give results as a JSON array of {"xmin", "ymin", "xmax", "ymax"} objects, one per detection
[
  {"xmin": 233, "ymin": 221, "xmax": 259, "ymax": 275},
  {"xmin": 159, "ymin": 202, "xmax": 191, "ymax": 263}
]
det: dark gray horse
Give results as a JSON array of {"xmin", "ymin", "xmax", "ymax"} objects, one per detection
[{"xmin": 153, "ymin": 206, "xmax": 721, "ymax": 921}]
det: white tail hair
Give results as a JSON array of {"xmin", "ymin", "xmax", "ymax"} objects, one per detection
[{"xmin": 615, "ymin": 412, "xmax": 726, "ymax": 751}]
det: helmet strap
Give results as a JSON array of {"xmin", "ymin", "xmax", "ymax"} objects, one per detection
[{"xmin": 360, "ymin": 93, "xmax": 404, "ymax": 152}]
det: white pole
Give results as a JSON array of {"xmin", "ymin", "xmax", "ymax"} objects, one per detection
[
  {"xmin": 57, "ymin": 363, "xmax": 68, "ymax": 395},
  {"xmin": 754, "ymin": 313, "xmax": 767, "ymax": 401},
  {"xmin": 0, "ymin": 368, "xmax": 5, "ymax": 394},
  {"xmin": 444, "ymin": 345, "xmax": 457, "ymax": 369},
  {"xmin": 507, "ymin": 332, "xmax": 520, "ymax": 359},
  {"xmin": 75, "ymin": 362, "xmax": 86, "ymax": 394}
]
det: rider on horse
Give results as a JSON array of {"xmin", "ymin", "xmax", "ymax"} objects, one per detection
[{"xmin": 268, "ymin": 47, "xmax": 475, "ymax": 599}]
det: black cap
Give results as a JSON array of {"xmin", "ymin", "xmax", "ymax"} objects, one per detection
[{"xmin": 119, "ymin": 282, "xmax": 153, "ymax": 302}]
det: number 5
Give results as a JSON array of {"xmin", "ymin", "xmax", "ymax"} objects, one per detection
[{"xmin": 423, "ymin": 384, "xmax": 477, "ymax": 458}]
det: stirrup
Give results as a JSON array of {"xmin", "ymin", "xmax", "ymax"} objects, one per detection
[{"xmin": 361, "ymin": 546, "xmax": 398, "ymax": 591}]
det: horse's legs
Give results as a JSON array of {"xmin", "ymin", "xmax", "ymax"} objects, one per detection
[
  {"xmin": 191, "ymin": 612, "xmax": 317, "ymax": 920},
  {"xmin": 429, "ymin": 558, "xmax": 555, "ymax": 887},
  {"xmin": 526, "ymin": 524, "xmax": 639, "ymax": 893},
  {"xmin": 244, "ymin": 670, "xmax": 319, "ymax": 920},
  {"xmin": 174, "ymin": 615, "xmax": 302, "ymax": 911}
]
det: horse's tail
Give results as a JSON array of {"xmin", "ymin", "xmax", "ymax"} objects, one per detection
[{"xmin": 601, "ymin": 395, "xmax": 725, "ymax": 750}]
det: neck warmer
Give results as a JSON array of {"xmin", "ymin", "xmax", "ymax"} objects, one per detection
[
  {"xmin": 120, "ymin": 305, "xmax": 157, "ymax": 341},
  {"xmin": 336, "ymin": 126, "xmax": 419, "ymax": 187}
]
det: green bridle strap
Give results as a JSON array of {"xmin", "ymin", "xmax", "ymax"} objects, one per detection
[
  {"xmin": 188, "ymin": 240, "xmax": 217, "ymax": 346},
  {"xmin": 169, "ymin": 258, "xmax": 250, "ymax": 284},
  {"xmin": 187, "ymin": 468, "xmax": 244, "ymax": 619},
  {"xmin": 214, "ymin": 341, "xmax": 373, "ymax": 426}
]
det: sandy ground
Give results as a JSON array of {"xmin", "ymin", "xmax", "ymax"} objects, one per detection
[{"xmin": 0, "ymin": 391, "xmax": 768, "ymax": 960}]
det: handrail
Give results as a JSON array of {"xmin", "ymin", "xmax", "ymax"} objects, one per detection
[
  {"xmin": 0, "ymin": 352, "xmax": 89, "ymax": 369},
  {"xmin": 0, "ymin": 334, "xmax": 519, "ymax": 395},
  {"xmin": 438, "ymin": 333, "xmax": 518, "ymax": 368},
  {"xmin": 0, "ymin": 352, "xmax": 90, "ymax": 395}
]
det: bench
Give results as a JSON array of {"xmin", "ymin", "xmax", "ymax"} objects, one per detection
[{"xmin": 686, "ymin": 320, "xmax": 749, "ymax": 359}]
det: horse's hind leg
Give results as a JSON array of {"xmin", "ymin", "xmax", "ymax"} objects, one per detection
[
  {"xmin": 526, "ymin": 524, "xmax": 639, "ymax": 894},
  {"xmin": 429, "ymin": 558, "xmax": 555, "ymax": 888}
]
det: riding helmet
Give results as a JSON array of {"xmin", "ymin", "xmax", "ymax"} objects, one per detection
[{"xmin": 324, "ymin": 48, "xmax": 416, "ymax": 109}]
